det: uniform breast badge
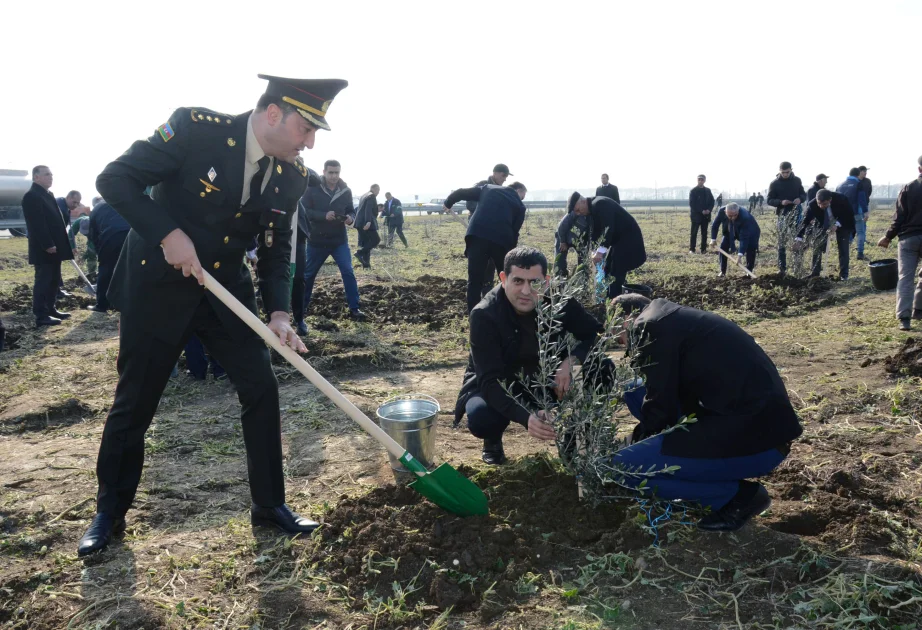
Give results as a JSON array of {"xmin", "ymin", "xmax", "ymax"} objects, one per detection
[
  {"xmin": 265, "ymin": 230, "xmax": 274, "ymax": 247},
  {"xmin": 157, "ymin": 122, "xmax": 175, "ymax": 143}
]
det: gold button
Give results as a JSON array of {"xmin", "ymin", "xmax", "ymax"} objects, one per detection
[
  {"xmin": 198, "ymin": 114, "xmax": 204, "ymax": 120},
  {"xmin": 200, "ymin": 192, "xmax": 206, "ymax": 197},
  {"xmin": 227, "ymin": 138, "xmax": 236, "ymax": 147},
  {"xmin": 141, "ymin": 260, "xmax": 146, "ymax": 265},
  {"xmin": 226, "ymin": 119, "xmax": 231, "ymax": 125},
  {"xmin": 214, "ymin": 117, "xmax": 221, "ymax": 124},
  {"xmin": 235, "ymin": 212, "xmax": 242, "ymax": 218},
  {"xmin": 276, "ymin": 165, "xmax": 282, "ymax": 174},
  {"xmin": 274, "ymin": 187, "xmax": 279, "ymax": 193},
  {"xmin": 223, "ymin": 236, "xmax": 229, "ymax": 244},
  {"xmin": 269, "ymin": 222, "xmax": 274, "ymax": 228},
  {"xmin": 213, "ymin": 262, "xmax": 221, "ymax": 270}
]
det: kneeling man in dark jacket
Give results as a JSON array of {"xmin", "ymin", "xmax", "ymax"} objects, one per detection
[
  {"xmin": 454, "ymin": 246, "xmax": 607, "ymax": 465},
  {"xmin": 610, "ymin": 294, "xmax": 802, "ymax": 531}
]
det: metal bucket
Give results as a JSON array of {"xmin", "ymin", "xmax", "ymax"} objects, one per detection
[{"xmin": 376, "ymin": 394, "xmax": 440, "ymax": 484}]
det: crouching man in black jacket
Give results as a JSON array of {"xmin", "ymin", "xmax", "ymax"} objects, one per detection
[
  {"xmin": 610, "ymin": 294, "xmax": 802, "ymax": 531},
  {"xmin": 453, "ymin": 246, "xmax": 608, "ymax": 464}
]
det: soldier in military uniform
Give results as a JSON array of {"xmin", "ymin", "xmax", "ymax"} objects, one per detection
[{"xmin": 77, "ymin": 75, "xmax": 347, "ymax": 556}]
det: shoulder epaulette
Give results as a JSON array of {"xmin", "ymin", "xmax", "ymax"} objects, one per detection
[
  {"xmin": 293, "ymin": 157, "xmax": 308, "ymax": 178},
  {"xmin": 190, "ymin": 108, "xmax": 234, "ymax": 126}
]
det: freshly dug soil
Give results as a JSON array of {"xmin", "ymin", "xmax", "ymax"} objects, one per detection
[
  {"xmin": 647, "ymin": 273, "xmax": 835, "ymax": 313},
  {"xmin": 309, "ymin": 275, "xmax": 467, "ymax": 330},
  {"xmin": 0, "ymin": 278, "xmax": 94, "ymax": 313},
  {"xmin": 309, "ymin": 457, "xmax": 654, "ymax": 620},
  {"xmin": 884, "ymin": 337, "xmax": 922, "ymax": 377}
]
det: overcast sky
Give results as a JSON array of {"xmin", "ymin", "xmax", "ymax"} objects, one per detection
[{"xmin": 2, "ymin": 0, "xmax": 919, "ymax": 202}]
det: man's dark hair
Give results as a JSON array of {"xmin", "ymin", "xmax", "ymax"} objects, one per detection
[
  {"xmin": 816, "ymin": 189, "xmax": 833, "ymax": 202},
  {"xmin": 32, "ymin": 165, "xmax": 49, "ymax": 176},
  {"xmin": 504, "ymin": 246, "xmax": 547, "ymax": 276},
  {"xmin": 385, "ymin": 191, "xmax": 391, "ymax": 196},
  {"xmin": 848, "ymin": 167, "xmax": 861, "ymax": 177},
  {"xmin": 918, "ymin": 155, "xmax": 922, "ymax": 167},
  {"xmin": 779, "ymin": 161, "xmax": 792, "ymax": 170},
  {"xmin": 66, "ymin": 190, "xmax": 80, "ymax": 198},
  {"xmin": 370, "ymin": 184, "xmax": 379, "ymax": 191},
  {"xmin": 611, "ymin": 293, "xmax": 652, "ymax": 316},
  {"xmin": 602, "ymin": 173, "xmax": 609, "ymax": 178},
  {"xmin": 323, "ymin": 159, "xmax": 341, "ymax": 169},
  {"xmin": 509, "ymin": 181, "xmax": 527, "ymax": 192},
  {"xmin": 858, "ymin": 166, "xmax": 868, "ymax": 173},
  {"xmin": 255, "ymin": 94, "xmax": 297, "ymax": 119}
]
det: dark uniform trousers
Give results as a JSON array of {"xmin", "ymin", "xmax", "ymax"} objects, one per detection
[
  {"xmin": 32, "ymin": 262, "xmax": 61, "ymax": 319},
  {"xmin": 95, "ymin": 240, "xmax": 124, "ymax": 312},
  {"xmin": 291, "ymin": 230, "xmax": 307, "ymax": 321},
  {"xmin": 95, "ymin": 297, "xmax": 283, "ymax": 517},
  {"xmin": 690, "ymin": 220, "xmax": 708, "ymax": 253},
  {"xmin": 465, "ymin": 236, "xmax": 510, "ymax": 313}
]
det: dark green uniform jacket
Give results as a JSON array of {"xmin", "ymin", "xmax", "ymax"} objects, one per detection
[{"xmin": 96, "ymin": 107, "xmax": 308, "ymax": 344}]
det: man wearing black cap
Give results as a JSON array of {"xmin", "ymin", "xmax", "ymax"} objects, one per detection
[
  {"xmin": 568, "ymin": 191, "xmax": 646, "ymax": 297},
  {"xmin": 877, "ymin": 156, "xmax": 922, "ymax": 331},
  {"xmin": 767, "ymin": 162, "xmax": 806, "ymax": 274},
  {"xmin": 444, "ymin": 181, "xmax": 528, "ymax": 312},
  {"xmin": 688, "ymin": 175, "xmax": 714, "ymax": 254},
  {"xmin": 78, "ymin": 75, "xmax": 347, "ymax": 556},
  {"xmin": 596, "ymin": 174, "xmax": 621, "ymax": 204},
  {"xmin": 807, "ymin": 174, "xmax": 828, "ymax": 205},
  {"xmin": 444, "ymin": 164, "xmax": 512, "ymax": 216},
  {"xmin": 795, "ymin": 189, "xmax": 855, "ymax": 280}
]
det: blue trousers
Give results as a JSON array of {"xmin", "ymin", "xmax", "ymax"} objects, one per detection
[
  {"xmin": 614, "ymin": 388, "xmax": 787, "ymax": 509},
  {"xmin": 184, "ymin": 334, "xmax": 225, "ymax": 380},
  {"xmin": 852, "ymin": 216, "xmax": 866, "ymax": 257},
  {"xmin": 466, "ymin": 395, "xmax": 510, "ymax": 440},
  {"xmin": 303, "ymin": 242, "xmax": 360, "ymax": 312}
]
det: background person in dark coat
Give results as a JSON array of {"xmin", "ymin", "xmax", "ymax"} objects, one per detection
[
  {"xmin": 569, "ymin": 192, "xmax": 646, "ymax": 298},
  {"xmin": 688, "ymin": 174, "xmax": 715, "ymax": 254},
  {"xmin": 709, "ymin": 202, "xmax": 760, "ymax": 275},
  {"xmin": 612, "ymin": 294, "xmax": 802, "ymax": 532},
  {"xmin": 766, "ymin": 161, "xmax": 806, "ymax": 274},
  {"xmin": 290, "ymin": 167, "xmax": 322, "ymax": 334},
  {"xmin": 596, "ymin": 173, "xmax": 621, "ymax": 203},
  {"xmin": 443, "ymin": 163, "xmax": 512, "ymax": 216},
  {"xmin": 877, "ymin": 156, "xmax": 922, "ymax": 331},
  {"xmin": 55, "ymin": 190, "xmax": 82, "ymax": 228},
  {"xmin": 554, "ymin": 210, "xmax": 589, "ymax": 276},
  {"xmin": 354, "ymin": 184, "xmax": 380, "ymax": 269},
  {"xmin": 454, "ymin": 247, "xmax": 607, "ymax": 464},
  {"xmin": 795, "ymin": 189, "xmax": 855, "ymax": 280},
  {"xmin": 87, "ymin": 200, "xmax": 131, "ymax": 313},
  {"xmin": 748, "ymin": 193, "xmax": 757, "ymax": 212},
  {"xmin": 806, "ymin": 173, "xmax": 828, "ymax": 205},
  {"xmin": 22, "ymin": 165, "xmax": 75, "ymax": 326},
  {"xmin": 858, "ymin": 166, "xmax": 872, "ymax": 214},
  {"xmin": 300, "ymin": 160, "xmax": 364, "ymax": 331},
  {"xmin": 837, "ymin": 168, "xmax": 869, "ymax": 260},
  {"xmin": 444, "ymin": 182, "xmax": 528, "ymax": 313},
  {"xmin": 381, "ymin": 192, "xmax": 407, "ymax": 247}
]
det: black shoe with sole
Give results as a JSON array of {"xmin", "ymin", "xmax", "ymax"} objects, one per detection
[
  {"xmin": 36, "ymin": 316, "xmax": 62, "ymax": 327},
  {"xmin": 77, "ymin": 513, "xmax": 126, "ymax": 556},
  {"xmin": 481, "ymin": 437, "xmax": 507, "ymax": 465},
  {"xmin": 51, "ymin": 311, "xmax": 71, "ymax": 320},
  {"xmin": 251, "ymin": 504, "xmax": 319, "ymax": 534},
  {"xmin": 348, "ymin": 308, "xmax": 367, "ymax": 321},
  {"xmin": 296, "ymin": 320, "xmax": 308, "ymax": 336},
  {"xmin": 697, "ymin": 482, "xmax": 771, "ymax": 532}
]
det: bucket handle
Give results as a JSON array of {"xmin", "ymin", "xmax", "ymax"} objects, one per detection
[{"xmin": 380, "ymin": 393, "xmax": 441, "ymax": 411}]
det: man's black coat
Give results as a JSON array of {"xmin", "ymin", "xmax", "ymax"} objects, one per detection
[
  {"xmin": 688, "ymin": 186, "xmax": 715, "ymax": 222},
  {"xmin": 445, "ymin": 184, "xmax": 526, "ymax": 250},
  {"xmin": 631, "ymin": 299, "xmax": 802, "ymax": 458},
  {"xmin": 22, "ymin": 183, "xmax": 74, "ymax": 265},
  {"xmin": 798, "ymin": 192, "xmax": 856, "ymax": 239},
  {"xmin": 96, "ymin": 107, "xmax": 306, "ymax": 346},
  {"xmin": 596, "ymin": 183, "xmax": 621, "ymax": 204},
  {"xmin": 587, "ymin": 196, "xmax": 646, "ymax": 275},
  {"xmin": 454, "ymin": 284, "xmax": 605, "ymax": 425}
]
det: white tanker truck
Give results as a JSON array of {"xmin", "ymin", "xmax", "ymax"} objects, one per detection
[{"xmin": 0, "ymin": 169, "xmax": 32, "ymax": 236}]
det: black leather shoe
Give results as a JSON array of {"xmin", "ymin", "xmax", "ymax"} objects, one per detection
[
  {"xmin": 251, "ymin": 503, "xmax": 319, "ymax": 534},
  {"xmin": 57, "ymin": 289, "xmax": 73, "ymax": 298},
  {"xmin": 296, "ymin": 320, "xmax": 308, "ymax": 336},
  {"xmin": 348, "ymin": 308, "xmax": 367, "ymax": 321},
  {"xmin": 482, "ymin": 438, "xmax": 507, "ymax": 465},
  {"xmin": 698, "ymin": 482, "xmax": 771, "ymax": 532},
  {"xmin": 86, "ymin": 305, "xmax": 108, "ymax": 313},
  {"xmin": 913, "ymin": 309, "xmax": 922, "ymax": 321},
  {"xmin": 77, "ymin": 513, "xmax": 126, "ymax": 556},
  {"xmin": 51, "ymin": 311, "xmax": 71, "ymax": 320},
  {"xmin": 36, "ymin": 316, "xmax": 62, "ymax": 327}
]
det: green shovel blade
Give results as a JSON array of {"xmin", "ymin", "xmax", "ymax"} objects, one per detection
[{"xmin": 399, "ymin": 453, "xmax": 488, "ymax": 517}]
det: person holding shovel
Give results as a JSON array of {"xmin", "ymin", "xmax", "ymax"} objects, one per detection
[
  {"xmin": 709, "ymin": 202, "xmax": 760, "ymax": 277},
  {"xmin": 78, "ymin": 75, "xmax": 347, "ymax": 557}
]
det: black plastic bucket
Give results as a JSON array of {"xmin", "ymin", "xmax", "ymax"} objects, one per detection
[
  {"xmin": 622, "ymin": 283, "xmax": 654, "ymax": 298},
  {"xmin": 868, "ymin": 259, "xmax": 898, "ymax": 291}
]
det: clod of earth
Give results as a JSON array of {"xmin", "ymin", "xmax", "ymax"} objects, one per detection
[{"xmin": 884, "ymin": 337, "xmax": 922, "ymax": 377}]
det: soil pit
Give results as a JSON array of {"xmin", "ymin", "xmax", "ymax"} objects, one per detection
[
  {"xmin": 309, "ymin": 275, "xmax": 466, "ymax": 329},
  {"xmin": 884, "ymin": 337, "xmax": 922, "ymax": 377},
  {"xmin": 647, "ymin": 273, "xmax": 835, "ymax": 313},
  {"xmin": 309, "ymin": 457, "xmax": 657, "ymax": 621}
]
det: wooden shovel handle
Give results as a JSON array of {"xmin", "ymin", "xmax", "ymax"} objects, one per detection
[
  {"xmin": 201, "ymin": 271, "xmax": 414, "ymax": 466},
  {"xmin": 717, "ymin": 247, "xmax": 757, "ymax": 278}
]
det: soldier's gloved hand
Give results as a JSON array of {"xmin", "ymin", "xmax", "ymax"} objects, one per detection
[
  {"xmin": 268, "ymin": 312, "xmax": 307, "ymax": 353},
  {"xmin": 161, "ymin": 228, "xmax": 204, "ymax": 285}
]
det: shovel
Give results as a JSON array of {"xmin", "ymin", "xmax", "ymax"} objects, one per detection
[
  {"xmin": 201, "ymin": 270, "xmax": 489, "ymax": 517},
  {"xmin": 69, "ymin": 260, "xmax": 97, "ymax": 296},
  {"xmin": 717, "ymin": 246, "xmax": 757, "ymax": 278}
]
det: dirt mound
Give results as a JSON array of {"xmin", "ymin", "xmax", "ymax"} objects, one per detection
[
  {"xmin": 0, "ymin": 278, "xmax": 94, "ymax": 313},
  {"xmin": 309, "ymin": 457, "xmax": 656, "ymax": 622},
  {"xmin": 884, "ymin": 337, "xmax": 922, "ymax": 377},
  {"xmin": 309, "ymin": 275, "xmax": 467, "ymax": 329},
  {"xmin": 0, "ymin": 397, "xmax": 97, "ymax": 435},
  {"xmin": 648, "ymin": 273, "xmax": 835, "ymax": 313}
]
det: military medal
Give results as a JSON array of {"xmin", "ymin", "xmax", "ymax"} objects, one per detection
[
  {"xmin": 208, "ymin": 167, "xmax": 217, "ymax": 182},
  {"xmin": 265, "ymin": 229, "xmax": 274, "ymax": 247}
]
